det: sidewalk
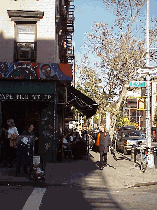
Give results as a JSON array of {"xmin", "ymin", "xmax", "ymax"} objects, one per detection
[
  {"xmin": 0, "ymin": 150, "xmax": 157, "ymax": 190},
  {"xmin": 44, "ymin": 149, "xmax": 157, "ymax": 189},
  {"xmin": 89, "ymin": 149, "xmax": 157, "ymax": 189}
]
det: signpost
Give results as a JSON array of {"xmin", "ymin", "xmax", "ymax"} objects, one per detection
[{"xmin": 130, "ymin": 81, "xmax": 146, "ymax": 87}]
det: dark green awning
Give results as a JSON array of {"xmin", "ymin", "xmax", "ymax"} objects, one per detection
[
  {"xmin": 0, "ymin": 79, "xmax": 55, "ymax": 94},
  {"xmin": 67, "ymin": 86, "xmax": 98, "ymax": 118}
]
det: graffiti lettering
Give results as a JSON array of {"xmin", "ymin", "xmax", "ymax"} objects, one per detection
[
  {"xmin": 0, "ymin": 94, "xmax": 13, "ymax": 100},
  {"xmin": 0, "ymin": 93, "xmax": 53, "ymax": 101},
  {"xmin": 16, "ymin": 94, "xmax": 29, "ymax": 100},
  {"xmin": 32, "ymin": 95, "xmax": 41, "ymax": 100},
  {"xmin": 44, "ymin": 95, "xmax": 52, "ymax": 100},
  {"xmin": 0, "ymin": 62, "xmax": 72, "ymax": 81}
]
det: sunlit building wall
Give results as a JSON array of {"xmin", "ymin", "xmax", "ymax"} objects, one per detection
[{"xmin": 0, "ymin": 0, "xmax": 58, "ymax": 63}]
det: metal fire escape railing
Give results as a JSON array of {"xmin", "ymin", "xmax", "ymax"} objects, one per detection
[
  {"xmin": 66, "ymin": 0, "xmax": 75, "ymax": 65},
  {"xmin": 58, "ymin": 0, "xmax": 75, "ymax": 65}
]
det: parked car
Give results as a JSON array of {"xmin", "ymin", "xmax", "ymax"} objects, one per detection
[
  {"xmin": 116, "ymin": 129, "xmax": 147, "ymax": 155},
  {"xmin": 119, "ymin": 125, "xmax": 136, "ymax": 131}
]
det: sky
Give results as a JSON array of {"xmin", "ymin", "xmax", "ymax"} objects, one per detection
[{"xmin": 74, "ymin": 0, "xmax": 157, "ymax": 64}]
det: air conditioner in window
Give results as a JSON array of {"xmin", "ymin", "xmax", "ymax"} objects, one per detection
[{"xmin": 18, "ymin": 48, "xmax": 31, "ymax": 61}]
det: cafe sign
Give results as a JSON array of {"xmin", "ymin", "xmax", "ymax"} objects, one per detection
[{"xmin": 0, "ymin": 93, "xmax": 54, "ymax": 101}]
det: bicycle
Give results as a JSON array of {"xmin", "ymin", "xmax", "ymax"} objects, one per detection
[
  {"xmin": 135, "ymin": 145, "xmax": 148, "ymax": 173},
  {"xmin": 110, "ymin": 147, "xmax": 118, "ymax": 161}
]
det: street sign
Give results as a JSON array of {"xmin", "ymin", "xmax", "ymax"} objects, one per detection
[{"xmin": 130, "ymin": 81, "xmax": 146, "ymax": 87}]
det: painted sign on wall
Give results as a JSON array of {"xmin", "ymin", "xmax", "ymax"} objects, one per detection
[{"xmin": 0, "ymin": 62, "xmax": 72, "ymax": 80}]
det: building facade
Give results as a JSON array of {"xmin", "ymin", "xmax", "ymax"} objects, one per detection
[{"xmin": 0, "ymin": 0, "xmax": 98, "ymax": 166}]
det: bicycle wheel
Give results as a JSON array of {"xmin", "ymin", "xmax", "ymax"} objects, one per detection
[{"xmin": 141, "ymin": 160, "xmax": 148, "ymax": 173}]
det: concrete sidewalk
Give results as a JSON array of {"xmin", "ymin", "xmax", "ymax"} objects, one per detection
[
  {"xmin": 89, "ymin": 149, "xmax": 157, "ymax": 189},
  {"xmin": 0, "ymin": 150, "xmax": 157, "ymax": 190}
]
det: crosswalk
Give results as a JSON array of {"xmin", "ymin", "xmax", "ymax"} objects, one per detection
[
  {"xmin": 18, "ymin": 169, "xmax": 121, "ymax": 210},
  {"xmin": 22, "ymin": 188, "xmax": 46, "ymax": 210},
  {"xmin": 80, "ymin": 170, "xmax": 121, "ymax": 209}
]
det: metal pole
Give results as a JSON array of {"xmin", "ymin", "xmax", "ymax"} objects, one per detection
[
  {"xmin": 146, "ymin": 0, "xmax": 154, "ymax": 168},
  {"xmin": 129, "ymin": 109, "xmax": 130, "ymax": 120},
  {"xmin": 139, "ymin": 115, "xmax": 141, "ymax": 130},
  {"xmin": 81, "ymin": 115, "xmax": 83, "ymax": 131},
  {"xmin": 146, "ymin": 0, "xmax": 151, "ymax": 148},
  {"xmin": 73, "ymin": 47, "xmax": 75, "ymax": 88},
  {"xmin": 78, "ymin": 112, "xmax": 79, "ymax": 131},
  {"xmin": 146, "ymin": 74, "xmax": 151, "ymax": 148}
]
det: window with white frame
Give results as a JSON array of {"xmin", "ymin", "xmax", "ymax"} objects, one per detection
[
  {"xmin": 7, "ymin": 10, "xmax": 44, "ymax": 62},
  {"xmin": 15, "ymin": 22, "xmax": 37, "ymax": 61}
]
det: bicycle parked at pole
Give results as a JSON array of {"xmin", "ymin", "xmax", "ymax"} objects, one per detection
[{"xmin": 135, "ymin": 142, "xmax": 149, "ymax": 173}]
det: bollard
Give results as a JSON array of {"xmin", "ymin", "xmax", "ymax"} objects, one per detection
[
  {"xmin": 147, "ymin": 147, "xmax": 155, "ymax": 168},
  {"xmin": 131, "ymin": 147, "xmax": 134, "ymax": 162},
  {"xmin": 131, "ymin": 145, "xmax": 136, "ymax": 162}
]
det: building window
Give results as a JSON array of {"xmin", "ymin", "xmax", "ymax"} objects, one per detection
[
  {"xmin": 14, "ymin": 23, "xmax": 37, "ymax": 62},
  {"xmin": 7, "ymin": 10, "xmax": 44, "ymax": 62}
]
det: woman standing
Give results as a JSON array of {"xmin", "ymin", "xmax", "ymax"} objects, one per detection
[
  {"xmin": 6, "ymin": 119, "xmax": 19, "ymax": 167},
  {"xmin": 19, "ymin": 123, "xmax": 38, "ymax": 174}
]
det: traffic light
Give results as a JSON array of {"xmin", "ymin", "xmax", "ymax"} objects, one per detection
[
  {"xmin": 138, "ymin": 97, "xmax": 146, "ymax": 110},
  {"xmin": 127, "ymin": 98, "xmax": 137, "ymax": 109}
]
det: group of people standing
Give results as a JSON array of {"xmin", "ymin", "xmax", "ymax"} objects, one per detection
[
  {"xmin": 1, "ymin": 119, "xmax": 37, "ymax": 173},
  {"xmin": 62, "ymin": 129, "xmax": 88, "ymax": 160}
]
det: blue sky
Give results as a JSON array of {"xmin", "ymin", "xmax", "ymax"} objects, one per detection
[{"xmin": 74, "ymin": 0, "xmax": 157, "ymax": 63}]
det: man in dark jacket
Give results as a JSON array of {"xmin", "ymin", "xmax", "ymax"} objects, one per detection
[{"xmin": 99, "ymin": 128, "xmax": 110, "ymax": 170}]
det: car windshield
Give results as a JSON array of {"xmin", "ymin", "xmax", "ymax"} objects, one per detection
[{"xmin": 128, "ymin": 131, "xmax": 141, "ymax": 137}]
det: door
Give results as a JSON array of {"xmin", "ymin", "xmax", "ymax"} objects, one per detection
[{"xmin": 39, "ymin": 103, "xmax": 54, "ymax": 164}]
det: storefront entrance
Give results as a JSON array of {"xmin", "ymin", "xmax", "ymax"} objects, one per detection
[{"xmin": 1, "ymin": 100, "xmax": 56, "ymax": 165}]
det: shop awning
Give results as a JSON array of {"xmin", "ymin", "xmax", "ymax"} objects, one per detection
[{"xmin": 67, "ymin": 86, "xmax": 98, "ymax": 119}]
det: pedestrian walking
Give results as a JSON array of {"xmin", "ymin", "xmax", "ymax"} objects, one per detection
[
  {"xmin": 99, "ymin": 128, "xmax": 111, "ymax": 170},
  {"xmin": 99, "ymin": 128, "xmax": 105, "ymax": 170}
]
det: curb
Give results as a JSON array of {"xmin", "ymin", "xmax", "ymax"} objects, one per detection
[
  {"xmin": 0, "ymin": 180, "xmax": 47, "ymax": 187},
  {"xmin": 129, "ymin": 181, "xmax": 157, "ymax": 188}
]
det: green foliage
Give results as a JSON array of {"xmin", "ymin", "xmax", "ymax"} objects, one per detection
[
  {"xmin": 116, "ymin": 113, "xmax": 138, "ymax": 130},
  {"xmin": 75, "ymin": 0, "xmax": 157, "ymax": 132}
]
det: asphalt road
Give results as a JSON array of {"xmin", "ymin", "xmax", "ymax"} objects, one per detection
[
  {"xmin": 110, "ymin": 185, "xmax": 157, "ymax": 210},
  {"xmin": 0, "ymin": 183, "xmax": 157, "ymax": 210}
]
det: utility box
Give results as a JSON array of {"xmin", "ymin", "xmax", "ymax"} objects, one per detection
[{"xmin": 17, "ymin": 135, "xmax": 34, "ymax": 168}]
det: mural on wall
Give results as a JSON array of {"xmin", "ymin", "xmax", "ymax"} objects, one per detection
[{"xmin": 0, "ymin": 62, "xmax": 72, "ymax": 81}]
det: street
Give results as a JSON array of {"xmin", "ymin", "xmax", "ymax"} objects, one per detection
[
  {"xmin": 0, "ymin": 182, "xmax": 157, "ymax": 209},
  {"xmin": 110, "ymin": 185, "xmax": 157, "ymax": 210},
  {"xmin": 0, "ymin": 148, "xmax": 157, "ymax": 210}
]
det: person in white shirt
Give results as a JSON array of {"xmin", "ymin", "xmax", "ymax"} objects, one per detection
[
  {"xmin": 6, "ymin": 119, "xmax": 19, "ymax": 167},
  {"xmin": 63, "ymin": 136, "xmax": 68, "ymax": 149}
]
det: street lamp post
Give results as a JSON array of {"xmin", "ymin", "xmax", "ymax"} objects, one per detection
[
  {"xmin": 136, "ymin": 0, "xmax": 155, "ymax": 168},
  {"xmin": 145, "ymin": 0, "xmax": 154, "ymax": 168},
  {"xmin": 139, "ymin": 115, "xmax": 141, "ymax": 130}
]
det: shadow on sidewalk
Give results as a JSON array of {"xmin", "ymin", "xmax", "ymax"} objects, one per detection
[
  {"xmin": 42, "ymin": 156, "xmax": 124, "ymax": 210},
  {"xmin": 0, "ymin": 156, "xmax": 124, "ymax": 209}
]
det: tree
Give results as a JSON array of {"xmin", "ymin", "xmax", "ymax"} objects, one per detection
[
  {"xmin": 76, "ymin": 0, "xmax": 157, "ymax": 138},
  {"xmin": 116, "ymin": 113, "xmax": 139, "ymax": 130},
  {"xmin": 76, "ymin": 60, "xmax": 107, "ymax": 128}
]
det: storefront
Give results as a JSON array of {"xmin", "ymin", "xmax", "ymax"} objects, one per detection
[
  {"xmin": 0, "ymin": 62, "xmax": 98, "ymax": 168},
  {"xmin": 0, "ymin": 79, "xmax": 59, "ymax": 165}
]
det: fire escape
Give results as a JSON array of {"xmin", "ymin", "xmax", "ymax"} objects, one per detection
[{"xmin": 57, "ymin": 0, "xmax": 75, "ymax": 66}]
